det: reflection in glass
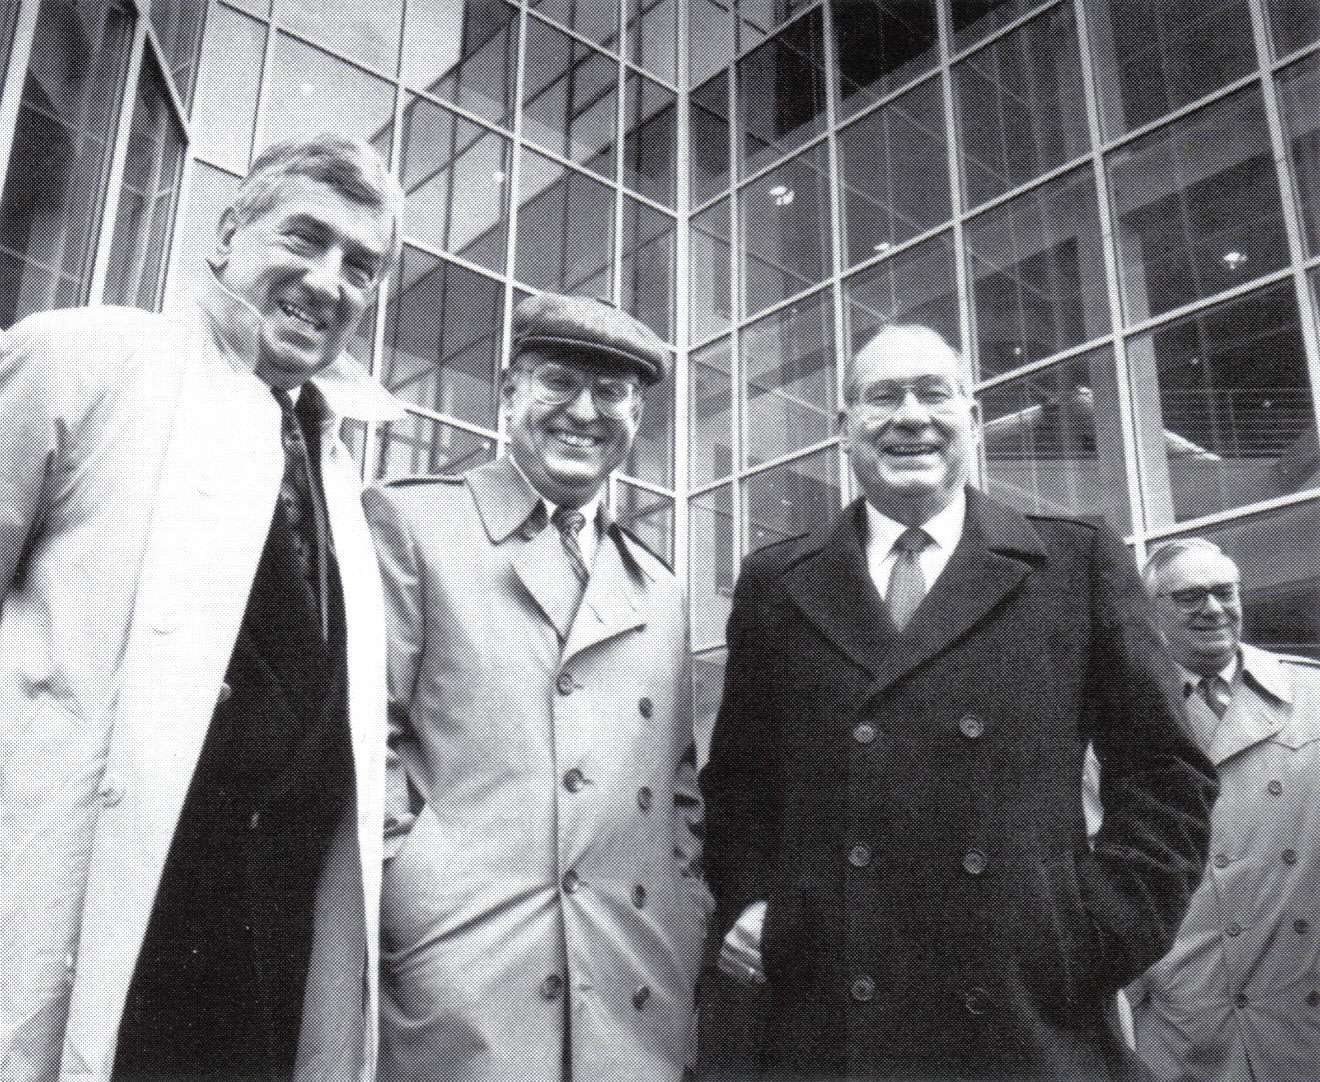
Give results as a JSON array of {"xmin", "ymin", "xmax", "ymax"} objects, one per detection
[
  {"xmin": 1128, "ymin": 283, "xmax": 1317, "ymax": 527},
  {"xmin": 532, "ymin": 0, "xmax": 619, "ymax": 49},
  {"xmin": 382, "ymin": 249, "xmax": 504, "ymax": 430},
  {"xmin": 950, "ymin": 0, "xmax": 1039, "ymax": 51},
  {"xmin": 839, "ymin": 76, "xmax": 948, "ymax": 268},
  {"xmin": 979, "ymin": 348, "xmax": 1131, "ymax": 531},
  {"xmin": 1089, "ymin": 0, "xmax": 1256, "ymax": 137},
  {"xmin": 279, "ymin": 0, "xmax": 404, "ymax": 73},
  {"xmin": 737, "ymin": 8, "xmax": 827, "ymax": 177},
  {"xmin": 690, "ymin": 199, "xmax": 732, "ymax": 344},
  {"xmin": 624, "ymin": 73, "xmax": 676, "ymax": 207},
  {"xmin": 832, "ymin": 0, "xmax": 936, "ymax": 120},
  {"xmin": 742, "ymin": 292, "xmax": 835, "ymax": 467},
  {"xmin": 966, "ymin": 167, "xmax": 1107, "ymax": 377},
  {"xmin": 375, "ymin": 412, "xmax": 497, "ymax": 478},
  {"xmin": 689, "ymin": 0, "xmax": 735, "ymax": 85},
  {"xmin": 621, "ymin": 198, "xmax": 675, "ymax": 340},
  {"xmin": 168, "ymin": 164, "xmax": 240, "ymax": 311},
  {"xmin": 628, "ymin": 0, "xmax": 676, "ymax": 83},
  {"xmin": 265, "ymin": 34, "xmax": 395, "ymax": 157},
  {"xmin": 615, "ymin": 480, "xmax": 674, "ymax": 565},
  {"xmin": 1266, "ymin": 0, "xmax": 1320, "ymax": 58},
  {"xmin": 149, "ymin": 0, "xmax": 207, "ymax": 107},
  {"xmin": 844, "ymin": 231, "xmax": 959, "ymax": 352},
  {"xmin": 515, "ymin": 152, "xmax": 615, "ymax": 296},
  {"xmin": 190, "ymin": 5, "xmax": 265, "ymax": 172},
  {"xmin": 105, "ymin": 53, "xmax": 187, "ymax": 310},
  {"xmin": 523, "ymin": 19, "xmax": 618, "ymax": 178},
  {"xmin": 400, "ymin": 96, "xmax": 510, "ymax": 273},
  {"xmin": 690, "ymin": 484, "xmax": 734, "ymax": 646},
  {"xmin": 403, "ymin": 0, "xmax": 519, "ymax": 126},
  {"xmin": 0, "ymin": 0, "xmax": 132, "ymax": 326},
  {"xmin": 691, "ymin": 73, "xmax": 730, "ymax": 206},
  {"xmin": 691, "ymin": 337, "xmax": 733, "ymax": 486},
  {"xmin": 741, "ymin": 144, "xmax": 830, "ymax": 317},
  {"xmin": 1279, "ymin": 55, "xmax": 1320, "ymax": 257},
  {"xmin": 744, "ymin": 448, "xmax": 841, "ymax": 550},
  {"xmin": 954, "ymin": 4, "xmax": 1088, "ymax": 208},
  {"xmin": 1109, "ymin": 87, "xmax": 1288, "ymax": 323},
  {"xmin": 623, "ymin": 348, "xmax": 675, "ymax": 486},
  {"xmin": 693, "ymin": 647, "xmax": 727, "ymax": 761}
]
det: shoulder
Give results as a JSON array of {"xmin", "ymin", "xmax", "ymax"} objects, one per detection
[
  {"xmin": 3, "ymin": 305, "xmax": 171, "ymax": 365},
  {"xmin": 742, "ymin": 531, "xmax": 813, "ymax": 575},
  {"xmin": 1276, "ymin": 651, "xmax": 1320, "ymax": 678},
  {"xmin": 362, "ymin": 473, "xmax": 468, "ymax": 524},
  {"xmin": 614, "ymin": 524, "xmax": 675, "ymax": 579},
  {"xmin": 378, "ymin": 472, "xmax": 466, "ymax": 489}
]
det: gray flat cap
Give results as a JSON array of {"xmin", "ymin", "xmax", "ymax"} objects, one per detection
[{"xmin": 511, "ymin": 293, "xmax": 667, "ymax": 384}]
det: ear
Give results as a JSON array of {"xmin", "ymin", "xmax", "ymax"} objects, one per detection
[
  {"xmin": 966, "ymin": 395, "xmax": 983, "ymax": 443},
  {"xmin": 499, "ymin": 367, "xmax": 518, "ymax": 417},
  {"xmin": 214, "ymin": 207, "xmax": 240, "ymax": 268},
  {"xmin": 837, "ymin": 406, "xmax": 853, "ymax": 451}
]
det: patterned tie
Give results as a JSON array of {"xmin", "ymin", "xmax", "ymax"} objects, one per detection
[
  {"xmin": 272, "ymin": 388, "xmax": 330, "ymax": 641},
  {"xmin": 887, "ymin": 526, "xmax": 930, "ymax": 632},
  {"xmin": 1199, "ymin": 674, "xmax": 1232, "ymax": 720},
  {"xmin": 552, "ymin": 505, "xmax": 590, "ymax": 587}
]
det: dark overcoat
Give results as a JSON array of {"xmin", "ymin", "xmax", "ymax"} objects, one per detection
[{"xmin": 699, "ymin": 489, "xmax": 1218, "ymax": 1082}]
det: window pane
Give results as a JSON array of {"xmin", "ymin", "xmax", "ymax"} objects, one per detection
[
  {"xmin": 737, "ymin": 8, "xmax": 827, "ymax": 177},
  {"xmin": 402, "ymin": 0, "xmax": 519, "ymax": 127},
  {"xmin": 615, "ymin": 480, "xmax": 674, "ymax": 565},
  {"xmin": 691, "ymin": 337, "xmax": 733, "ymax": 485},
  {"xmin": 190, "ymin": 4, "xmax": 265, "ymax": 172},
  {"xmin": 1089, "ymin": 0, "xmax": 1257, "ymax": 138},
  {"xmin": 690, "ymin": 484, "xmax": 734, "ymax": 646},
  {"xmin": 1128, "ymin": 282, "xmax": 1316, "ymax": 527},
  {"xmin": 954, "ymin": 4, "xmax": 1088, "ymax": 208},
  {"xmin": 515, "ymin": 152, "xmax": 615, "ymax": 295},
  {"xmin": 950, "ymin": 0, "xmax": 1041, "ymax": 51},
  {"xmin": 150, "ymin": 0, "xmax": 207, "ymax": 106},
  {"xmin": 832, "ymin": 0, "xmax": 937, "ymax": 120},
  {"xmin": 105, "ymin": 54, "xmax": 187, "ymax": 310},
  {"xmin": 624, "ymin": 72, "xmax": 676, "ymax": 207},
  {"xmin": 381, "ymin": 248, "xmax": 503, "ymax": 430},
  {"xmin": 744, "ymin": 448, "xmax": 841, "ymax": 550},
  {"xmin": 689, "ymin": 0, "xmax": 735, "ymax": 85},
  {"xmin": 400, "ymin": 96, "xmax": 510, "ymax": 273},
  {"xmin": 622, "ymin": 345, "xmax": 674, "ymax": 486},
  {"xmin": 277, "ymin": 0, "xmax": 404, "ymax": 73},
  {"xmin": 1168, "ymin": 502, "xmax": 1320, "ymax": 658},
  {"xmin": 375, "ymin": 412, "xmax": 498, "ymax": 478},
  {"xmin": 843, "ymin": 230, "xmax": 959, "ymax": 352},
  {"xmin": 621, "ymin": 198, "xmax": 675, "ymax": 340},
  {"xmin": 628, "ymin": 0, "xmax": 676, "ymax": 82},
  {"xmin": 741, "ymin": 144, "xmax": 830, "ymax": 317},
  {"xmin": 742, "ymin": 291, "xmax": 835, "ymax": 467},
  {"xmin": 168, "ymin": 164, "xmax": 240, "ymax": 311},
  {"xmin": 690, "ymin": 199, "xmax": 732, "ymax": 343},
  {"xmin": 265, "ymin": 34, "xmax": 395, "ymax": 157},
  {"xmin": 0, "ymin": 0, "xmax": 133, "ymax": 326},
  {"xmin": 523, "ymin": 19, "xmax": 618, "ymax": 179},
  {"xmin": 1109, "ymin": 88, "xmax": 1288, "ymax": 324},
  {"xmin": 980, "ymin": 347, "xmax": 1132, "ymax": 532},
  {"xmin": 839, "ymin": 76, "xmax": 949, "ymax": 267},
  {"xmin": 691, "ymin": 72, "xmax": 730, "ymax": 205},
  {"xmin": 1266, "ymin": 0, "xmax": 1320, "ymax": 58},
  {"xmin": 1279, "ymin": 55, "xmax": 1320, "ymax": 258},
  {"xmin": 531, "ymin": 0, "xmax": 620, "ymax": 49},
  {"xmin": 966, "ymin": 167, "xmax": 1108, "ymax": 377},
  {"xmin": 693, "ymin": 647, "xmax": 727, "ymax": 761}
]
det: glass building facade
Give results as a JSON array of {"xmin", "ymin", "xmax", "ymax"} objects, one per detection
[{"xmin": 0, "ymin": 0, "xmax": 1316, "ymax": 751}]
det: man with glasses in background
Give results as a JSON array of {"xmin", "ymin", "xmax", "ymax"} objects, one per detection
[
  {"xmin": 1127, "ymin": 538, "xmax": 1320, "ymax": 1082},
  {"xmin": 364, "ymin": 293, "xmax": 709, "ymax": 1082}
]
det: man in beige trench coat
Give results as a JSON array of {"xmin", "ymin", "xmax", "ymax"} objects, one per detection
[{"xmin": 365, "ymin": 293, "xmax": 710, "ymax": 1082}]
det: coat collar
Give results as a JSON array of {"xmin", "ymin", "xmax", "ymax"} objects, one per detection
[
  {"xmin": 784, "ymin": 488, "xmax": 1046, "ymax": 694},
  {"xmin": 1205, "ymin": 643, "xmax": 1293, "ymax": 765}
]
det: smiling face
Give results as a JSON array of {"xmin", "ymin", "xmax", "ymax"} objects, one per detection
[
  {"xmin": 213, "ymin": 175, "xmax": 392, "ymax": 389},
  {"xmin": 502, "ymin": 348, "xmax": 643, "ymax": 507},
  {"xmin": 842, "ymin": 327, "xmax": 979, "ymax": 525},
  {"xmin": 1152, "ymin": 547, "xmax": 1243, "ymax": 677}
]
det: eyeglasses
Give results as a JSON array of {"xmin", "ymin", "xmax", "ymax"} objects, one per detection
[
  {"xmin": 1157, "ymin": 583, "xmax": 1241, "ymax": 612},
  {"xmin": 850, "ymin": 377, "xmax": 967, "ymax": 419},
  {"xmin": 521, "ymin": 361, "xmax": 639, "ymax": 418}
]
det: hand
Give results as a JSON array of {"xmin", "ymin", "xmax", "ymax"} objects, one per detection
[{"xmin": 718, "ymin": 900, "xmax": 768, "ymax": 986}]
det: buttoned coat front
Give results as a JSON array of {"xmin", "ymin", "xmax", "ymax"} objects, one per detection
[
  {"xmin": 0, "ymin": 302, "xmax": 396, "ymax": 1082},
  {"xmin": 700, "ymin": 490, "xmax": 1218, "ymax": 1082},
  {"xmin": 364, "ymin": 457, "xmax": 710, "ymax": 1082}
]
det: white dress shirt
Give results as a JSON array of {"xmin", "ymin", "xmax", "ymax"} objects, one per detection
[{"xmin": 863, "ymin": 489, "xmax": 967, "ymax": 601}]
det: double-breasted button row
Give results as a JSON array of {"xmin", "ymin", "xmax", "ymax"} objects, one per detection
[
  {"xmin": 958, "ymin": 714, "xmax": 984, "ymax": 739},
  {"xmin": 632, "ymin": 884, "xmax": 647, "ymax": 908},
  {"xmin": 962, "ymin": 848, "xmax": 988, "ymax": 876},
  {"xmin": 562, "ymin": 870, "xmax": 582, "ymax": 893},
  {"xmin": 217, "ymin": 682, "xmax": 233, "ymax": 705},
  {"xmin": 98, "ymin": 774, "xmax": 126, "ymax": 807},
  {"xmin": 853, "ymin": 722, "xmax": 876, "ymax": 745},
  {"xmin": 964, "ymin": 987, "xmax": 992, "ymax": 1015},
  {"xmin": 1268, "ymin": 779, "xmax": 1283, "ymax": 795},
  {"xmin": 848, "ymin": 843, "xmax": 872, "ymax": 868},
  {"xmin": 637, "ymin": 785, "xmax": 652, "ymax": 811},
  {"xmin": 1214, "ymin": 853, "xmax": 1230, "ymax": 869},
  {"xmin": 564, "ymin": 768, "xmax": 586, "ymax": 792},
  {"xmin": 633, "ymin": 985, "xmax": 650, "ymax": 1009},
  {"xmin": 638, "ymin": 697, "xmax": 653, "ymax": 718},
  {"xmin": 1295, "ymin": 919, "xmax": 1310, "ymax": 934},
  {"xmin": 557, "ymin": 672, "xmax": 575, "ymax": 695},
  {"xmin": 850, "ymin": 975, "xmax": 875, "ymax": 1002},
  {"xmin": 540, "ymin": 974, "xmax": 564, "ymax": 1000}
]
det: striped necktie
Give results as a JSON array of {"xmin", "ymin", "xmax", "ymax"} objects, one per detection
[{"xmin": 552, "ymin": 505, "xmax": 590, "ymax": 587}]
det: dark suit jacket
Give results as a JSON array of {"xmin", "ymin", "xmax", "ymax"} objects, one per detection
[{"xmin": 699, "ymin": 489, "xmax": 1217, "ymax": 1082}]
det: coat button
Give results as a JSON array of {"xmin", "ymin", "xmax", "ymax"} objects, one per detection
[
  {"xmin": 848, "ymin": 843, "xmax": 872, "ymax": 868},
  {"xmin": 632, "ymin": 884, "xmax": 647, "ymax": 908},
  {"xmin": 217, "ymin": 682, "xmax": 233, "ymax": 705},
  {"xmin": 1283, "ymin": 849, "xmax": 1299, "ymax": 865},
  {"xmin": 1235, "ymin": 992, "xmax": 1249, "ymax": 1009},
  {"xmin": 1308, "ymin": 990, "xmax": 1320, "ymax": 1007},
  {"xmin": 1214, "ymin": 853, "xmax": 1229, "ymax": 869},
  {"xmin": 962, "ymin": 848, "xmax": 987, "ymax": 876},
  {"xmin": 557, "ymin": 672, "xmax": 575, "ymax": 695},
  {"xmin": 633, "ymin": 985, "xmax": 651, "ymax": 1009},
  {"xmin": 958, "ymin": 714, "xmax": 984, "ymax": 739},
  {"xmin": 564, "ymin": 768, "xmax": 585, "ymax": 793},
  {"xmin": 850, "ymin": 976, "xmax": 875, "ymax": 1002},
  {"xmin": 1295, "ymin": 919, "xmax": 1310, "ymax": 934},
  {"xmin": 964, "ymin": 986, "xmax": 991, "ymax": 1015},
  {"xmin": 638, "ymin": 697, "xmax": 653, "ymax": 718},
  {"xmin": 1268, "ymin": 779, "xmax": 1283, "ymax": 795},
  {"xmin": 98, "ymin": 773, "xmax": 125, "ymax": 807},
  {"xmin": 1225, "ymin": 922, "xmax": 1241, "ymax": 936},
  {"xmin": 540, "ymin": 974, "xmax": 563, "ymax": 1000},
  {"xmin": 637, "ymin": 786, "xmax": 653, "ymax": 811},
  {"xmin": 562, "ymin": 869, "xmax": 582, "ymax": 894},
  {"xmin": 853, "ymin": 722, "xmax": 876, "ymax": 745}
]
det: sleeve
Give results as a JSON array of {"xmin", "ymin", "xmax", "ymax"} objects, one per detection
[
  {"xmin": 1077, "ymin": 520, "xmax": 1218, "ymax": 992},
  {"xmin": 670, "ymin": 615, "xmax": 708, "ymax": 884},
  {"xmin": 361, "ymin": 484, "xmax": 427, "ymax": 858}
]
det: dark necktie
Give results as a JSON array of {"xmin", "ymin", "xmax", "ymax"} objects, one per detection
[
  {"xmin": 1199, "ymin": 674, "xmax": 1232, "ymax": 720},
  {"xmin": 887, "ymin": 526, "xmax": 930, "ymax": 632},
  {"xmin": 552, "ymin": 505, "xmax": 590, "ymax": 587},
  {"xmin": 272, "ymin": 388, "xmax": 331, "ymax": 641}
]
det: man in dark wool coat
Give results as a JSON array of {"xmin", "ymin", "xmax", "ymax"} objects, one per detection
[{"xmin": 698, "ymin": 324, "xmax": 1218, "ymax": 1082}]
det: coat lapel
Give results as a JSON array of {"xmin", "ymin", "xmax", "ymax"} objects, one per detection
[
  {"xmin": 1206, "ymin": 644, "xmax": 1291, "ymax": 764},
  {"xmin": 563, "ymin": 523, "xmax": 649, "ymax": 662}
]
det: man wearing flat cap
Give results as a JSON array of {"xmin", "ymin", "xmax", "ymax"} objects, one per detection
[{"xmin": 365, "ymin": 293, "xmax": 710, "ymax": 1082}]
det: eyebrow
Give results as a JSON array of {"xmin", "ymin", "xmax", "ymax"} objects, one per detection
[{"xmin": 283, "ymin": 213, "xmax": 386, "ymax": 269}]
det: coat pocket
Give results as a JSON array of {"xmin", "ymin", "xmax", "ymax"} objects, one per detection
[{"xmin": 1016, "ymin": 850, "xmax": 1102, "ymax": 1027}]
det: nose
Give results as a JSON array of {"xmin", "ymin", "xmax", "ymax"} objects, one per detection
[
  {"xmin": 563, "ymin": 383, "xmax": 600, "ymax": 421},
  {"xmin": 301, "ymin": 248, "xmax": 346, "ymax": 301},
  {"xmin": 888, "ymin": 387, "xmax": 931, "ymax": 427},
  {"xmin": 1199, "ymin": 592, "xmax": 1227, "ymax": 617}
]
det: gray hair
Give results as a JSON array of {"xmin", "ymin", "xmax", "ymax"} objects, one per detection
[
  {"xmin": 844, "ymin": 324, "xmax": 972, "ymax": 405},
  {"xmin": 230, "ymin": 133, "xmax": 405, "ymax": 273},
  {"xmin": 1141, "ymin": 537, "xmax": 1236, "ymax": 596}
]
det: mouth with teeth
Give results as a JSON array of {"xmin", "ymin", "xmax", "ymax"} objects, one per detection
[
  {"xmin": 883, "ymin": 442, "xmax": 940, "ymax": 458},
  {"xmin": 551, "ymin": 429, "xmax": 604, "ymax": 449},
  {"xmin": 278, "ymin": 299, "xmax": 327, "ymax": 332}
]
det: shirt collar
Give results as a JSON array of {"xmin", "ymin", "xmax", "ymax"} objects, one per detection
[
  {"xmin": 865, "ymin": 488, "xmax": 966, "ymax": 556},
  {"xmin": 508, "ymin": 453, "xmax": 606, "ymax": 533},
  {"xmin": 194, "ymin": 260, "xmax": 405, "ymax": 425},
  {"xmin": 1175, "ymin": 653, "xmax": 1242, "ymax": 696}
]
